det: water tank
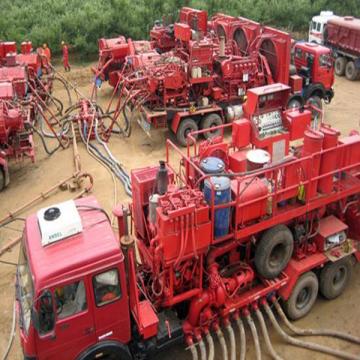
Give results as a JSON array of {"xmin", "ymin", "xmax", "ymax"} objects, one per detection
[
  {"xmin": 204, "ymin": 176, "xmax": 231, "ymax": 238},
  {"xmin": 200, "ymin": 157, "xmax": 225, "ymax": 174}
]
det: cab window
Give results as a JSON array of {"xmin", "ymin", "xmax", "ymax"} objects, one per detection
[
  {"xmin": 317, "ymin": 22, "xmax": 321, "ymax": 32},
  {"xmin": 55, "ymin": 280, "xmax": 87, "ymax": 319},
  {"xmin": 312, "ymin": 21, "xmax": 317, "ymax": 30},
  {"xmin": 295, "ymin": 48, "xmax": 303, "ymax": 59},
  {"xmin": 93, "ymin": 269, "xmax": 121, "ymax": 306},
  {"xmin": 319, "ymin": 54, "xmax": 331, "ymax": 67}
]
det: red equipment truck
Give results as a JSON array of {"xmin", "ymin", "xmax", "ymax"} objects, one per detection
[
  {"xmin": 17, "ymin": 84, "xmax": 360, "ymax": 360},
  {"xmin": 95, "ymin": 8, "xmax": 334, "ymax": 146},
  {"xmin": 325, "ymin": 16, "xmax": 360, "ymax": 81}
]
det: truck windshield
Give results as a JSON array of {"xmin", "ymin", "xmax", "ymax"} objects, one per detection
[{"xmin": 17, "ymin": 241, "xmax": 34, "ymax": 334}]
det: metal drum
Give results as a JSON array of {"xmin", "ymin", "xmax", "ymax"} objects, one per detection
[
  {"xmin": 200, "ymin": 156, "xmax": 225, "ymax": 174},
  {"xmin": 204, "ymin": 176, "xmax": 231, "ymax": 238}
]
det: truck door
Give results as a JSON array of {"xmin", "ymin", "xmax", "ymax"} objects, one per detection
[
  {"xmin": 314, "ymin": 53, "xmax": 333, "ymax": 90},
  {"xmin": 91, "ymin": 265, "xmax": 131, "ymax": 344},
  {"xmin": 36, "ymin": 278, "xmax": 96, "ymax": 360}
]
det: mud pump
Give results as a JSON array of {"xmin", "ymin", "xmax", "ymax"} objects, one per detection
[
  {"xmin": 16, "ymin": 84, "xmax": 360, "ymax": 360},
  {"xmin": 94, "ymin": 7, "xmax": 335, "ymax": 146}
]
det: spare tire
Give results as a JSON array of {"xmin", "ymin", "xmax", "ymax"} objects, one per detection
[{"xmin": 254, "ymin": 225, "xmax": 294, "ymax": 279}]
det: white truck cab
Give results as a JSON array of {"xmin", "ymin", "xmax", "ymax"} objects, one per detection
[{"xmin": 309, "ymin": 11, "xmax": 338, "ymax": 44}]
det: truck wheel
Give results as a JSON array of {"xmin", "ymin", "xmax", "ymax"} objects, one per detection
[
  {"xmin": 254, "ymin": 225, "xmax": 294, "ymax": 279},
  {"xmin": 283, "ymin": 271, "xmax": 318, "ymax": 320},
  {"xmin": 200, "ymin": 113, "xmax": 223, "ymax": 140},
  {"xmin": 176, "ymin": 118, "xmax": 198, "ymax": 147},
  {"xmin": 345, "ymin": 61, "xmax": 359, "ymax": 81},
  {"xmin": 334, "ymin": 57, "xmax": 347, "ymax": 76},
  {"xmin": 78, "ymin": 341, "xmax": 132, "ymax": 360},
  {"xmin": 306, "ymin": 95, "xmax": 322, "ymax": 128},
  {"xmin": 319, "ymin": 258, "xmax": 352, "ymax": 300},
  {"xmin": 287, "ymin": 97, "xmax": 303, "ymax": 109}
]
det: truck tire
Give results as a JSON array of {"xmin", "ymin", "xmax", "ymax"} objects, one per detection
[
  {"xmin": 200, "ymin": 113, "xmax": 223, "ymax": 140},
  {"xmin": 176, "ymin": 118, "xmax": 198, "ymax": 147},
  {"xmin": 254, "ymin": 225, "xmax": 294, "ymax": 279},
  {"xmin": 306, "ymin": 95, "xmax": 322, "ymax": 128},
  {"xmin": 287, "ymin": 96, "xmax": 303, "ymax": 109},
  {"xmin": 319, "ymin": 258, "xmax": 352, "ymax": 300},
  {"xmin": 345, "ymin": 61, "xmax": 359, "ymax": 81},
  {"xmin": 283, "ymin": 271, "xmax": 318, "ymax": 320},
  {"xmin": 334, "ymin": 57, "xmax": 347, "ymax": 76},
  {"xmin": 78, "ymin": 341, "xmax": 132, "ymax": 360}
]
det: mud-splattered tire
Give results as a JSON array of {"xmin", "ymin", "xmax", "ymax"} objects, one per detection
[
  {"xmin": 254, "ymin": 225, "xmax": 294, "ymax": 279},
  {"xmin": 283, "ymin": 271, "xmax": 318, "ymax": 320},
  {"xmin": 200, "ymin": 113, "xmax": 223, "ymax": 140},
  {"xmin": 176, "ymin": 118, "xmax": 198, "ymax": 147},
  {"xmin": 345, "ymin": 61, "xmax": 359, "ymax": 81},
  {"xmin": 320, "ymin": 258, "xmax": 352, "ymax": 300},
  {"xmin": 334, "ymin": 57, "xmax": 347, "ymax": 76}
]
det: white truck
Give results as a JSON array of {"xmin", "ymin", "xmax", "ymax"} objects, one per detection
[{"xmin": 308, "ymin": 11, "xmax": 338, "ymax": 45}]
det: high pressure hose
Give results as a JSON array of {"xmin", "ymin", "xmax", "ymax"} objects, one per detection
[
  {"xmin": 30, "ymin": 123, "xmax": 62, "ymax": 155},
  {"xmin": 263, "ymin": 301, "xmax": 360, "ymax": 360},
  {"xmin": 198, "ymin": 339, "xmax": 207, "ymax": 360},
  {"xmin": 255, "ymin": 308, "xmax": 284, "ymax": 360},
  {"xmin": 189, "ymin": 343, "xmax": 198, "ymax": 360},
  {"xmin": 225, "ymin": 324, "xmax": 236, "ymax": 360},
  {"xmin": 236, "ymin": 317, "xmax": 246, "ymax": 360},
  {"xmin": 272, "ymin": 298, "xmax": 360, "ymax": 345},
  {"xmin": 206, "ymin": 333, "xmax": 215, "ymax": 360},
  {"xmin": 245, "ymin": 313, "xmax": 262, "ymax": 360},
  {"xmin": 216, "ymin": 328, "xmax": 229, "ymax": 360}
]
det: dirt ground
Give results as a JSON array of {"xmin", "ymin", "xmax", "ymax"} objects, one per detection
[{"xmin": 0, "ymin": 65, "xmax": 359, "ymax": 359}]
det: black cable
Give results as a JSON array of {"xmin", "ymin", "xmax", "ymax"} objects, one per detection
[{"xmin": 76, "ymin": 205, "xmax": 111, "ymax": 223}]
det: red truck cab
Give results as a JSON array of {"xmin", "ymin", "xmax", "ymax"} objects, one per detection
[
  {"xmin": 16, "ymin": 196, "xmax": 131, "ymax": 360},
  {"xmin": 292, "ymin": 42, "xmax": 334, "ymax": 107}
]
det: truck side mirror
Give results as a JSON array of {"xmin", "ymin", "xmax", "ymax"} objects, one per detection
[{"xmin": 35, "ymin": 289, "xmax": 56, "ymax": 338}]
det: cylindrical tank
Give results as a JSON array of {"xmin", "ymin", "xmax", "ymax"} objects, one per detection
[
  {"xmin": 204, "ymin": 176, "xmax": 231, "ymax": 238},
  {"xmin": 318, "ymin": 125, "xmax": 339, "ymax": 194},
  {"xmin": 156, "ymin": 161, "xmax": 168, "ymax": 195},
  {"xmin": 226, "ymin": 105, "xmax": 243, "ymax": 122},
  {"xmin": 200, "ymin": 156, "xmax": 225, "ymax": 174},
  {"xmin": 21, "ymin": 41, "xmax": 32, "ymax": 54},
  {"xmin": 302, "ymin": 129, "xmax": 324, "ymax": 199},
  {"xmin": 149, "ymin": 194, "xmax": 160, "ymax": 224},
  {"xmin": 246, "ymin": 149, "xmax": 270, "ymax": 171},
  {"xmin": 3, "ymin": 42, "xmax": 17, "ymax": 56}
]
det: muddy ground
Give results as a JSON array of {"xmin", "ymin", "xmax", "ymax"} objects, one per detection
[{"xmin": 0, "ymin": 65, "xmax": 359, "ymax": 359}]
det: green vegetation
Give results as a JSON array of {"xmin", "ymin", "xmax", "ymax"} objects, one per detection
[{"xmin": 1, "ymin": 0, "xmax": 359, "ymax": 55}]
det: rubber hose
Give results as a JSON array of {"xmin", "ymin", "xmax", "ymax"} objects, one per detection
[
  {"xmin": 245, "ymin": 313, "xmax": 262, "ymax": 360},
  {"xmin": 189, "ymin": 344, "xmax": 198, "ymax": 360},
  {"xmin": 226, "ymin": 324, "xmax": 236, "ymax": 360},
  {"xmin": 30, "ymin": 124, "xmax": 61, "ymax": 155},
  {"xmin": 273, "ymin": 299, "xmax": 360, "ymax": 345},
  {"xmin": 199, "ymin": 340, "xmax": 206, "ymax": 360},
  {"xmin": 216, "ymin": 328, "xmax": 229, "ymax": 360},
  {"xmin": 263, "ymin": 302, "xmax": 360, "ymax": 360},
  {"xmin": 255, "ymin": 308, "xmax": 284, "ymax": 360},
  {"xmin": 206, "ymin": 333, "xmax": 215, "ymax": 360},
  {"xmin": 236, "ymin": 318, "xmax": 246, "ymax": 360}
]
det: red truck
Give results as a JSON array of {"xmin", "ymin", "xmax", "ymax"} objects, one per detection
[
  {"xmin": 310, "ymin": 13, "xmax": 360, "ymax": 81},
  {"xmin": 16, "ymin": 84, "xmax": 360, "ymax": 360},
  {"xmin": 95, "ymin": 8, "xmax": 335, "ymax": 146},
  {"xmin": 325, "ymin": 16, "xmax": 360, "ymax": 81}
]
